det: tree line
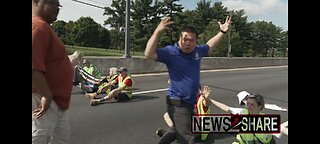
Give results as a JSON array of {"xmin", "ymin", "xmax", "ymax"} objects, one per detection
[{"xmin": 52, "ymin": 0, "xmax": 288, "ymax": 57}]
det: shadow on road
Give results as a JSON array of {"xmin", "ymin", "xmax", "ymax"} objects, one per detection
[
  {"xmin": 96, "ymin": 95, "xmax": 159, "ymax": 105},
  {"xmin": 129, "ymin": 95, "xmax": 159, "ymax": 102}
]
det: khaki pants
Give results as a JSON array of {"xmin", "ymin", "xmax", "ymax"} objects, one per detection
[{"xmin": 32, "ymin": 93, "xmax": 70, "ymax": 144}]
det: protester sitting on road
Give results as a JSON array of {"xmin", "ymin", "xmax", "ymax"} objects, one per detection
[
  {"xmin": 84, "ymin": 67, "xmax": 119, "ymax": 97},
  {"xmin": 97, "ymin": 67, "xmax": 119, "ymax": 93},
  {"xmin": 77, "ymin": 59, "xmax": 102, "ymax": 93},
  {"xmin": 79, "ymin": 67, "xmax": 108, "ymax": 86},
  {"xmin": 73, "ymin": 59, "xmax": 101, "ymax": 86},
  {"xmin": 209, "ymin": 93, "xmax": 275, "ymax": 144},
  {"xmin": 82, "ymin": 59, "xmax": 101, "ymax": 78},
  {"xmin": 89, "ymin": 67, "xmax": 134, "ymax": 106}
]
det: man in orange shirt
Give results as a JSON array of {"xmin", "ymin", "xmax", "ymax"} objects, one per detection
[{"xmin": 32, "ymin": 0, "xmax": 73, "ymax": 143}]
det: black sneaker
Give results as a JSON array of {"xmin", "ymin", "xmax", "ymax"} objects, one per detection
[{"xmin": 156, "ymin": 128, "xmax": 166, "ymax": 137}]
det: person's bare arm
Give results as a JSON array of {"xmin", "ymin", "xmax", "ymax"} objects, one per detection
[
  {"xmin": 97, "ymin": 79, "xmax": 116, "ymax": 93},
  {"xmin": 163, "ymin": 112, "xmax": 174, "ymax": 128},
  {"xmin": 206, "ymin": 16, "xmax": 232, "ymax": 49},
  {"xmin": 80, "ymin": 72, "xmax": 100, "ymax": 85},
  {"xmin": 144, "ymin": 17, "xmax": 173, "ymax": 60},
  {"xmin": 32, "ymin": 70, "xmax": 53, "ymax": 118},
  {"xmin": 209, "ymin": 98, "xmax": 231, "ymax": 113}
]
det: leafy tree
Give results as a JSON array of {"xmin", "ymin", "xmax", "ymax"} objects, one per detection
[
  {"xmin": 211, "ymin": 2, "xmax": 228, "ymax": 23},
  {"xmin": 64, "ymin": 21, "xmax": 76, "ymax": 45},
  {"xmin": 71, "ymin": 17, "xmax": 101, "ymax": 47},
  {"xmin": 131, "ymin": 0, "xmax": 156, "ymax": 52},
  {"xmin": 103, "ymin": 0, "xmax": 126, "ymax": 50},
  {"xmin": 228, "ymin": 9, "xmax": 252, "ymax": 57},
  {"xmin": 52, "ymin": 20, "xmax": 67, "ymax": 42},
  {"xmin": 279, "ymin": 30, "xmax": 288, "ymax": 57},
  {"xmin": 52, "ymin": 20, "xmax": 75, "ymax": 45},
  {"xmin": 97, "ymin": 26, "xmax": 111, "ymax": 49},
  {"xmin": 108, "ymin": 29, "xmax": 119, "ymax": 49},
  {"xmin": 250, "ymin": 21, "xmax": 281, "ymax": 57},
  {"xmin": 194, "ymin": 0, "xmax": 214, "ymax": 34},
  {"xmin": 198, "ymin": 19, "xmax": 227, "ymax": 57},
  {"xmin": 158, "ymin": 0, "xmax": 184, "ymax": 47}
]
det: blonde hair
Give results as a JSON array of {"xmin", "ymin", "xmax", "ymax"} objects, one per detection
[
  {"xmin": 69, "ymin": 51, "xmax": 84, "ymax": 66},
  {"xmin": 109, "ymin": 67, "xmax": 118, "ymax": 76}
]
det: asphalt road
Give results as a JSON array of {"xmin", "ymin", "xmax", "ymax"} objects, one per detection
[{"xmin": 68, "ymin": 66, "xmax": 288, "ymax": 144}]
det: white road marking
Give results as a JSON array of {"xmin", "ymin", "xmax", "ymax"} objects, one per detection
[
  {"xmin": 273, "ymin": 121, "xmax": 288, "ymax": 138},
  {"xmin": 264, "ymin": 103, "xmax": 287, "ymax": 111},
  {"xmin": 131, "ymin": 65, "xmax": 288, "ymax": 77},
  {"xmin": 132, "ymin": 88, "xmax": 167, "ymax": 95}
]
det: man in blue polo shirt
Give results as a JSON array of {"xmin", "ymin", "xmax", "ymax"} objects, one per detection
[{"xmin": 144, "ymin": 16, "xmax": 231, "ymax": 144}]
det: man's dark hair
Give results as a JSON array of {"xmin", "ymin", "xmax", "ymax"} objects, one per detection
[{"xmin": 180, "ymin": 26, "xmax": 198, "ymax": 38}]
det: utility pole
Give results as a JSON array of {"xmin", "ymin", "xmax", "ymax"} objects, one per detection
[
  {"xmin": 227, "ymin": 11, "xmax": 233, "ymax": 57},
  {"xmin": 123, "ymin": 0, "xmax": 131, "ymax": 58},
  {"xmin": 227, "ymin": 26, "xmax": 231, "ymax": 57}
]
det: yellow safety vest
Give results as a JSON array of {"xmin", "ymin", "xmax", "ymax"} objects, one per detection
[
  {"xmin": 99, "ymin": 75, "xmax": 119, "ymax": 93},
  {"xmin": 196, "ymin": 96, "xmax": 211, "ymax": 140},
  {"xmin": 234, "ymin": 109, "xmax": 273, "ymax": 144},
  {"xmin": 118, "ymin": 74, "xmax": 134, "ymax": 98},
  {"xmin": 108, "ymin": 74, "xmax": 118, "ymax": 82}
]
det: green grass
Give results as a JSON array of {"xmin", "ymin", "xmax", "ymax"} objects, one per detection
[{"xmin": 65, "ymin": 45, "xmax": 144, "ymax": 56}]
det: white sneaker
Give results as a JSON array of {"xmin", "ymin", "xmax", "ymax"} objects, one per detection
[{"xmin": 76, "ymin": 83, "xmax": 81, "ymax": 88}]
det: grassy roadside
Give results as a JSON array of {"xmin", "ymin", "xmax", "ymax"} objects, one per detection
[{"xmin": 65, "ymin": 45, "xmax": 144, "ymax": 57}]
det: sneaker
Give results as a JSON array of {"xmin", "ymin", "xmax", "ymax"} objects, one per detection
[
  {"xmin": 156, "ymin": 128, "xmax": 166, "ymax": 137},
  {"xmin": 90, "ymin": 99, "xmax": 102, "ymax": 106},
  {"xmin": 76, "ymin": 83, "xmax": 81, "ymax": 88}
]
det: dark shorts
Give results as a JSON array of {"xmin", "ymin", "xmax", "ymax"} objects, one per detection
[{"xmin": 114, "ymin": 92, "xmax": 130, "ymax": 101}]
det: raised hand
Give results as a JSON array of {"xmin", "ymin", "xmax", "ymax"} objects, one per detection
[
  {"xmin": 155, "ymin": 17, "xmax": 174, "ymax": 33},
  {"xmin": 218, "ymin": 15, "xmax": 232, "ymax": 33},
  {"xmin": 202, "ymin": 85, "xmax": 212, "ymax": 98}
]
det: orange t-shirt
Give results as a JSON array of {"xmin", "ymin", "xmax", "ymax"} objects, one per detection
[{"xmin": 32, "ymin": 16, "xmax": 73, "ymax": 110}]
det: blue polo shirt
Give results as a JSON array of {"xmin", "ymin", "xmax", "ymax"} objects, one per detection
[{"xmin": 156, "ymin": 43, "xmax": 209, "ymax": 104}]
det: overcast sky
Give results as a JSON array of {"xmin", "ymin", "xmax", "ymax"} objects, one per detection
[{"xmin": 57, "ymin": 0, "xmax": 288, "ymax": 30}]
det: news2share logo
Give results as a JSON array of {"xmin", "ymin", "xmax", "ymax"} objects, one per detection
[{"xmin": 192, "ymin": 114, "xmax": 280, "ymax": 134}]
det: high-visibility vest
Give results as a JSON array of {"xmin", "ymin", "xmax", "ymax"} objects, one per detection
[
  {"xmin": 118, "ymin": 74, "xmax": 134, "ymax": 98},
  {"xmin": 196, "ymin": 96, "xmax": 211, "ymax": 140},
  {"xmin": 83, "ymin": 64, "xmax": 101, "ymax": 79},
  {"xmin": 99, "ymin": 75, "xmax": 119, "ymax": 93},
  {"xmin": 234, "ymin": 109, "xmax": 273, "ymax": 144}
]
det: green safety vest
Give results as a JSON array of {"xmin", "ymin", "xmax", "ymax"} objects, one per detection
[
  {"xmin": 234, "ymin": 109, "xmax": 273, "ymax": 144},
  {"xmin": 83, "ymin": 64, "xmax": 101, "ymax": 79}
]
